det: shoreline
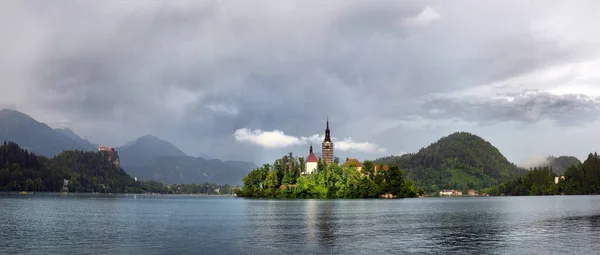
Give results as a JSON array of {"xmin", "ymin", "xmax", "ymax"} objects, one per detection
[{"xmin": 0, "ymin": 192, "xmax": 237, "ymax": 197}]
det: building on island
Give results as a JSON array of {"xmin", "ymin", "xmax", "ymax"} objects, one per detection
[
  {"xmin": 343, "ymin": 158, "xmax": 363, "ymax": 172},
  {"xmin": 374, "ymin": 165, "xmax": 389, "ymax": 174},
  {"xmin": 305, "ymin": 144, "xmax": 318, "ymax": 174},
  {"xmin": 305, "ymin": 118, "xmax": 335, "ymax": 173},
  {"xmin": 322, "ymin": 117, "xmax": 334, "ymax": 166}
]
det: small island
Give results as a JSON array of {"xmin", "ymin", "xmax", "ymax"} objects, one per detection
[{"xmin": 235, "ymin": 119, "xmax": 418, "ymax": 199}]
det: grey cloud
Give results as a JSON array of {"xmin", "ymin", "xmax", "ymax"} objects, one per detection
[
  {"xmin": 422, "ymin": 91, "xmax": 600, "ymax": 125},
  {"xmin": 1, "ymin": 0, "xmax": 600, "ymax": 164}
]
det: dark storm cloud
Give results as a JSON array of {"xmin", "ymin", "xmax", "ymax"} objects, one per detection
[
  {"xmin": 422, "ymin": 91, "xmax": 600, "ymax": 125},
  {"xmin": 2, "ymin": 0, "xmax": 600, "ymax": 163}
]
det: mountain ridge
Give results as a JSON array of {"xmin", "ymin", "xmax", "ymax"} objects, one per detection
[{"xmin": 0, "ymin": 109, "xmax": 95, "ymax": 156}]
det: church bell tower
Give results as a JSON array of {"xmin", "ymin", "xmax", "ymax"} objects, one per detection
[{"xmin": 322, "ymin": 117, "xmax": 334, "ymax": 165}]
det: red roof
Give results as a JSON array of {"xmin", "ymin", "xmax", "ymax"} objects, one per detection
[
  {"xmin": 98, "ymin": 145, "xmax": 113, "ymax": 151},
  {"xmin": 374, "ymin": 165, "xmax": 389, "ymax": 172},
  {"xmin": 280, "ymin": 184, "xmax": 298, "ymax": 190},
  {"xmin": 306, "ymin": 152, "xmax": 318, "ymax": 163},
  {"xmin": 343, "ymin": 159, "xmax": 363, "ymax": 167}
]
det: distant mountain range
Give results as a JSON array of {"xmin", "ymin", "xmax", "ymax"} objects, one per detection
[
  {"xmin": 0, "ymin": 109, "xmax": 95, "ymax": 156},
  {"xmin": 0, "ymin": 109, "xmax": 256, "ymax": 185}
]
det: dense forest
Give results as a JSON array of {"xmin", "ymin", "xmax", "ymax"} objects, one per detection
[
  {"xmin": 485, "ymin": 153, "xmax": 600, "ymax": 196},
  {"xmin": 235, "ymin": 153, "xmax": 418, "ymax": 199},
  {"xmin": 374, "ymin": 132, "xmax": 525, "ymax": 193},
  {"xmin": 0, "ymin": 141, "xmax": 235, "ymax": 194}
]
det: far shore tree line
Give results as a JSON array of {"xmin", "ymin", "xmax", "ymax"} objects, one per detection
[
  {"xmin": 483, "ymin": 153, "xmax": 600, "ymax": 196},
  {"xmin": 4, "ymin": 138, "xmax": 599, "ymax": 198},
  {"xmin": 0, "ymin": 141, "xmax": 236, "ymax": 195}
]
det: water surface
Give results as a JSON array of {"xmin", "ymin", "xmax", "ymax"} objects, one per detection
[{"xmin": 1, "ymin": 193, "xmax": 600, "ymax": 254}]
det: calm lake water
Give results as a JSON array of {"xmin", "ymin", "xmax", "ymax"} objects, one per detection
[{"xmin": 1, "ymin": 194, "xmax": 600, "ymax": 254}]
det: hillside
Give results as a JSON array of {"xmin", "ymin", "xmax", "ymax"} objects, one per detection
[
  {"xmin": 117, "ymin": 135, "xmax": 188, "ymax": 166},
  {"xmin": 224, "ymin": 160, "xmax": 259, "ymax": 172},
  {"xmin": 124, "ymin": 156, "xmax": 253, "ymax": 185},
  {"xmin": 542, "ymin": 156, "xmax": 582, "ymax": 175},
  {"xmin": 0, "ymin": 141, "xmax": 138, "ymax": 192},
  {"xmin": 374, "ymin": 132, "xmax": 525, "ymax": 192},
  {"xmin": 55, "ymin": 128, "xmax": 96, "ymax": 149},
  {"xmin": 0, "ymin": 109, "xmax": 95, "ymax": 157}
]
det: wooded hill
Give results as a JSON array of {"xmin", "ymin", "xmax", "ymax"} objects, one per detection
[{"xmin": 374, "ymin": 132, "xmax": 527, "ymax": 192}]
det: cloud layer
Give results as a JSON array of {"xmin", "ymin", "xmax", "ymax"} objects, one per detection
[{"xmin": 1, "ymin": 0, "xmax": 600, "ymax": 164}]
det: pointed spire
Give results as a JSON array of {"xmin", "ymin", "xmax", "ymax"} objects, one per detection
[
  {"xmin": 309, "ymin": 144, "xmax": 313, "ymax": 154},
  {"xmin": 324, "ymin": 116, "xmax": 331, "ymax": 142}
]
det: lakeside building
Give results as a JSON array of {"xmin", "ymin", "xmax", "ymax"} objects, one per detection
[
  {"xmin": 440, "ymin": 190, "xmax": 463, "ymax": 196},
  {"xmin": 554, "ymin": 176, "xmax": 565, "ymax": 184},
  {"xmin": 468, "ymin": 189, "xmax": 478, "ymax": 196}
]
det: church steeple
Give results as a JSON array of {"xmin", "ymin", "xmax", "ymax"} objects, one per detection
[
  {"xmin": 322, "ymin": 117, "xmax": 334, "ymax": 166},
  {"xmin": 324, "ymin": 116, "xmax": 331, "ymax": 142},
  {"xmin": 309, "ymin": 144, "xmax": 313, "ymax": 154}
]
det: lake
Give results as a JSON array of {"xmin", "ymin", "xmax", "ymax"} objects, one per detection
[{"xmin": 1, "ymin": 194, "xmax": 600, "ymax": 254}]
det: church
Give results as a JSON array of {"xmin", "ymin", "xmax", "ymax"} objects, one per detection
[{"xmin": 305, "ymin": 118, "xmax": 334, "ymax": 174}]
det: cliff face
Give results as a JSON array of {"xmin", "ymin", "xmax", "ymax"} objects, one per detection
[{"xmin": 100, "ymin": 150, "xmax": 120, "ymax": 168}]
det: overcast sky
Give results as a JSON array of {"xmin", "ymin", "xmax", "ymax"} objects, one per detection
[{"xmin": 1, "ymin": 0, "xmax": 599, "ymax": 166}]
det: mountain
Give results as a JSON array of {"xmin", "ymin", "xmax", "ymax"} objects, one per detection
[
  {"xmin": 374, "ymin": 132, "xmax": 525, "ymax": 191},
  {"xmin": 124, "ymin": 156, "xmax": 252, "ymax": 185},
  {"xmin": 0, "ymin": 109, "xmax": 95, "ymax": 157},
  {"xmin": 117, "ymin": 135, "xmax": 187, "ymax": 166},
  {"xmin": 55, "ymin": 127, "xmax": 96, "ymax": 149},
  {"xmin": 223, "ymin": 160, "xmax": 258, "ymax": 172},
  {"xmin": 541, "ymin": 156, "xmax": 582, "ymax": 175}
]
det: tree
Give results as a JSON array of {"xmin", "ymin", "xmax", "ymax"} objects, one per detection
[{"xmin": 385, "ymin": 165, "xmax": 405, "ymax": 196}]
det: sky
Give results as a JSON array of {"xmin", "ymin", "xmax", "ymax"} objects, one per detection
[{"xmin": 1, "ymin": 0, "xmax": 599, "ymax": 166}]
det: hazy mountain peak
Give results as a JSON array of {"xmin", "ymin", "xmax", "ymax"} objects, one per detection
[
  {"xmin": 0, "ymin": 109, "xmax": 96, "ymax": 156},
  {"xmin": 117, "ymin": 134, "xmax": 187, "ymax": 166},
  {"xmin": 0, "ymin": 109, "xmax": 37, "ymax": 123}
]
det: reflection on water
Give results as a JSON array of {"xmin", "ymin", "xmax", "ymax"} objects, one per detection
[
  {"xmin": 316, "ymin": 201, "xmax": 335, "ymax": 250},
  {"xmin": 2, "ymin": 194, "xmax": 600, "ymax": 254}
]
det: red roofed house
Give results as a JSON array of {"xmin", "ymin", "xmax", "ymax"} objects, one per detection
[
  {"xmin": 343, "ymin": 158, "xmax": 363, "ymax": 172},
  {"xmin": 305, "ymin": 145, "xmax": 318, "ymax": 174},
  {"xmin": 374, "ymin": 165, "xmax": 389, "ymax": 174}
]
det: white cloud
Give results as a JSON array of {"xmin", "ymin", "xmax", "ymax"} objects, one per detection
[
  {"xmin": 403, "ymin": 5, "xmax": 441, "ymax": 27},
  {"xmin": 206, "ymin": 103, "xmax": 239, "ymax": 115},
  {"xmin": 233, "ymin": 128, "xmax": 386, "ymax": 153},
  {"xmin": 233, "ymin": 128, "xmax": 303, "ymax": 148},
  {"xmin": 336, "ymin": 138, "xmax": 387, "ymax": 153}
]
